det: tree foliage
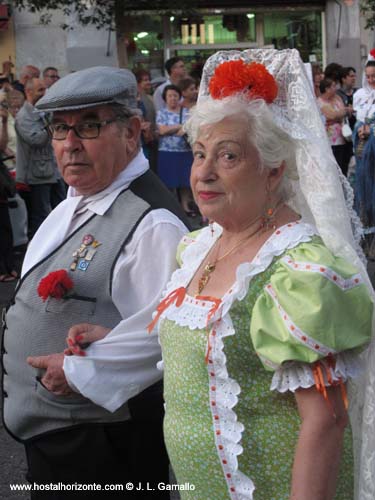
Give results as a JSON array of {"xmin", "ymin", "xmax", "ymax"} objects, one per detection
[
  {"xmin": 12, "ymin": 0, "xmax": 197, "ymax": 31},
  {"xmin": 361, "ymin": 0, "xmax": 375, "ymax": 30}
]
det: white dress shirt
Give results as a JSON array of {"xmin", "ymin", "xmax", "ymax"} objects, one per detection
[
  {"xmin": 23, "ymin": 151, "xmax": 187, "ymax": 412},
  {"xmin": 353, "ymin": 87, "xmax": 375, "ymax": 122}
]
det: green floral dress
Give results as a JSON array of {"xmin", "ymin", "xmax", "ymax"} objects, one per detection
[{"xmin": 155, "ymin": 221, "xmax": 373, "ymax": 500}]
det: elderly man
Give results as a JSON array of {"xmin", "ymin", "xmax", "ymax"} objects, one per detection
[{"xmin": 2, "ymin": 66, "xmax": 189, "ymax": 498}]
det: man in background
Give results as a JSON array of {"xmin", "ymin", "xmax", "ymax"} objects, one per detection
[
  {"xmin": 43, "ymin": 66, "xmax": 60, "ymax": 88},
  {"xmin": 134, "ymin": 68, "xmax": 158, "ymax": 171},
  {"xmin": 15, "ymin": 77, "xmax": 65, "ymax": 237},
  {"xmin": 12, "ymin": 64, "xmax": 40, "ymax": 97},
  {"xmin": 153, "ymin": 56, "xmax": 186, "ymax": 112}
]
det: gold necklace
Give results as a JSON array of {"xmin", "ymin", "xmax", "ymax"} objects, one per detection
[{"xmin": 196, "ymin": 223, "xmax": 262, "ymax": 296}]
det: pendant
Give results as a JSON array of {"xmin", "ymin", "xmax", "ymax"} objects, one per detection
[{"xmin": 197, "ymin": 263, "xmax": 216, "ymax": 295}]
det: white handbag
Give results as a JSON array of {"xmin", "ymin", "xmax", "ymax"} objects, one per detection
[{"xmin": 342, "ymin": 118, "xmax": 353, "ymax": 142}]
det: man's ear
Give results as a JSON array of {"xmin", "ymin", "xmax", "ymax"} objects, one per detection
[{"xmin": 124, "ymin": 115, "xmax": 141, "ymax": 154}]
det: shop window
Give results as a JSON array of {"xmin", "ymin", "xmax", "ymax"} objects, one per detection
[
  {"xmin": 125, "ymin": 15, "xmax": 164, "ymax": 76},
  {"xmin": 170, "ymin": 13, "xmax": 256, "ymax": 45},
  {"xmin": 263, "ymin": 11, "xmax": 322, "ymax": 63}
]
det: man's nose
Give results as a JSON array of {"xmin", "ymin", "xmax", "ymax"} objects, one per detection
[{"xmin": 62, "ymin": 128, "xmax": 83, "ymax": 151}]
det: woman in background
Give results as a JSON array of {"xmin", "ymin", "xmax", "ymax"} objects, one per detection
[
  {"xmin": 318, "ymin": 77, "xmax": 352, "ymax": 176},
  {"xmin": 156, "ymin": 84, "xmax": 194, "ymax": 215}
]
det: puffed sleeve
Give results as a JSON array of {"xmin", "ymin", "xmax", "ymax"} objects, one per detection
[
  {"xmin": 176, "ymin": 229, "xmax": 202, "ymax": 266},
  {"xmin": 250, "ymin": 238, "xmax": 373, "ymax": 392}
]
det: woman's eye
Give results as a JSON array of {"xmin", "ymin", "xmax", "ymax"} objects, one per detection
[
  {"xmin": 220, "ymin": 152, "xmax": 236, "ymax": 161},
  {"xmin": 193, "ymin": 151, "xmax": 204, "ymax": 160}
]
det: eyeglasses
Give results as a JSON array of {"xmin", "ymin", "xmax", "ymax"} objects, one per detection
[
  {"xmin": 45, "ymin": 74, "xmax": 59, "ymax": 79},
  {"xmin": 50, "ymin": 118, "xmax": 120, "ymax": 140}
]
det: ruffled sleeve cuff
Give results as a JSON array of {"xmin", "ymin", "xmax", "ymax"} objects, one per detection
[{"xmin": 270, "ymin": 350, "xmax": 364, "ymax": 393}]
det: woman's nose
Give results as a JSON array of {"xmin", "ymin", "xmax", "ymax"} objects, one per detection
[{"xmin": 195, "ymin": 155, "xmax": 217, "ymax": 181}]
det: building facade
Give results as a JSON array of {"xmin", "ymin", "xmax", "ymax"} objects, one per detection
[{"xmin": 0, "ymin": 1, "xmax": 373, "ymax": 80}]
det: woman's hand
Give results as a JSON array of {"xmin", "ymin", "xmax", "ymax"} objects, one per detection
[
  {"xmin": 290, "ymin": 384, "xmax": 348, "ymax": 500},
  {"xmin": 64, "ymin": 323, "xmax": 111, "ymax": 356},
  {"xmin": 358, "ymin": 124, "xmax": 370, "ymax": 140},
  {"xmin": 158, "ymin": 123, "xmax": 182, "ymax": 136}
]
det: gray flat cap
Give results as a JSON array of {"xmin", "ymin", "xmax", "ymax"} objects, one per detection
[{"xmin": 35, "ymin": 66, "xmax": 138, "ymax": 113}]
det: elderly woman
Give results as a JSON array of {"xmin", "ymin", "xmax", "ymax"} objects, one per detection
[
  {"xmin": 149, "ymin": 51, "xmax": 373, "ymax": 500},
  {"xmin": 156, "ymin": 84, "xmax": 193, "ymax": 214},
  {"xmin": 67, "ymin": 50, "xmax": 374, "ymax": 500}
]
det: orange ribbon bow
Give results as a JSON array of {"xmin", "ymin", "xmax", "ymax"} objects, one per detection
[{"xmin": 147, "ymin": 287, "xmax": 186, "ymax": 334}]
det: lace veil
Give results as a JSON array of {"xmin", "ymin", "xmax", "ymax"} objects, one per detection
[{"xmin": 197, "ymin": 48, "xmax": 375, "ymax": 499}]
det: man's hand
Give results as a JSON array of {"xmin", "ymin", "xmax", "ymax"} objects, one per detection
[{"xmin": 27, "ymin": 352, "xmax": 73, "ymax": 396}]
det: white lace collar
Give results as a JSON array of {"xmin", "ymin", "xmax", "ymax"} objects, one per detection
[{"xmin": 159, "ymin": 220, "xmax": 318, "ymax": 328}]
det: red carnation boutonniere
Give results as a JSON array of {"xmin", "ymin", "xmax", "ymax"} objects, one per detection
[
  {"xmin": 37, "ymin": 269, "xmax": 74, "ymax": 302},
  {"xmin": 370, "ymin": 48, "xmax": 375, "ymax": 59}
]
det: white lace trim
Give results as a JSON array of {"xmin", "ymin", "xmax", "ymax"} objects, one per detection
[
  {"xmin": 265, "ymin": 283, "xmax": 336, "ymax": 357},
  {"xmin": 207, "ymin": 318, "xmax": 255, "ymax": 499},
  {"xmin": 280, "ymin": 255, "xmax": 364, "ymax": 290},
  {"xmin": 159, "ymin": 221, "xmax": 317, "ymax": 329},
  {"xmin": 270, "ymin": 350, "xmax": 363, "ymax": 393}
]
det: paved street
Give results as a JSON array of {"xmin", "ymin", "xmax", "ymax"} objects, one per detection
[{"xmin": 1, "ymin": 254, "xmax": 374, "ymax": 499}]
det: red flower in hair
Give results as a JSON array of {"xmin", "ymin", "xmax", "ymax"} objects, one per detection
[
  {"xmin": 370, "ymin": 49, "xmax": 375, "ymax": 58},
  {"xmin": 37, "ymin": 270, "xmax": 74, "ymax": 302},
  {"xmin": 209, "ymin": 59, "xmax": 278, "ymax": 103}
]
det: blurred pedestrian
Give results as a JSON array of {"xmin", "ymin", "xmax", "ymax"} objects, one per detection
[
  {"xmin": 12, "ymin": 64, "xmax": 40, "ymax": 97},
  {"xmin": 42, "ymin": 66, "xmax": 60, "ymax": 88},
  {"xmin": 353, "ymin": 59, "xmax": 375, "ymax": 257},
  {"xmin": 318, "ymin": 77, "xmax": 352, "ymax": 175},
  {"xmin": 134, "ymin": 68, "xmax": 158, "ymax": 171},
  {"xmin": 156, "ymin": 84, "xmax": 193, "ymax": 215},
  {"xmin": 179, "ymin": 77, "xmax": 198, "ymax": 109},
  {"xmin": 153, "ymin": 57, "xmax": 187, "ymax": 112},
  {"xmin": 15, "ymin": 77, "xmax": 65, "ymax": 238},
  {"xmin": 0, "ymin": 101, "xmax": 17, "ymax": 282}
]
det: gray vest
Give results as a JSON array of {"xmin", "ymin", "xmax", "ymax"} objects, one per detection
[{"xmin": 3, "ymin": 188, "xmax": 152, "ymax": 441}]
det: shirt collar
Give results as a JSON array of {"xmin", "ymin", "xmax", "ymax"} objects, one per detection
[{"xmin": 66, "ymin": 150, "xmax": 149, "ymax": 216}]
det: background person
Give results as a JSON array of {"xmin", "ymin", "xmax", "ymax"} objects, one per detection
[
  {"xmin": 317, "ymin": 77, "xmax": 352, "ymax": 176},
  {"xmin": 42, "ymin": 66, "xmax": 60, "ymax": 88},
  {"xmin": 153, "ymin": 57, "xmax": 187, "ymax": 112},
  {"xmin": 179, "ymin": 77, "xmax": 198, "ymax": 110},
  {"xmin": 133, "ymin": 68, "xmax": 158, "ymax": 172},
  {"xmin": 15, "ymin": 77, "xmax": 65, "ymax": 238},
  {"xmin": 311, "ymin": 63, "xmax": 324, "ymax": 98},
  {"xmin": 2, "ymin": 66, "xmax": 189, "ymax": 499},
  {"xmin": 12, "ymin": 64, "xmax": 40, "ymax": 97},
  {"xmin": 156, "ymin": 84, "xmax": 194, "ymax": 215},
  {"xmin": 353, "ymin": 59, "xmax": 375, "ymax": 258},
  {"xmin": 0, "ymin": 99, "xmax": 17, "ymax": 282}
]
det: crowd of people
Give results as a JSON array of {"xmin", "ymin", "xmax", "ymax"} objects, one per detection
[{"xmin": 1, "ymin": 48, "xmax": 375, "ymax": 500}]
